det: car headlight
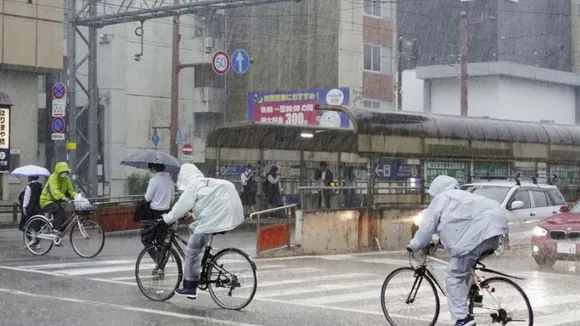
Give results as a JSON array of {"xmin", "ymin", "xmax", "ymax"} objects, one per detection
[
  {"xmin": 413, "ymin": 211, "xmax": 424, "ymax": 226},
  {"xmin": 533, "ymin": 226, "xmax": 547, "ymax": 237}
]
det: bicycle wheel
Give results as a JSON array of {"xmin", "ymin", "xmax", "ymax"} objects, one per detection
[
  {"xmin": 381, "ymin": 267, "xmax": 440, "ymax": 326},
  {"xmin": 70, "ymin": 218, "xmax": 105, "ymax": 258},
  {"xmin": 23, "ymin": 215, "xmax": 54, "ymax": 256},
  {"xmin": 469, "ymin": 277, "xmax": 533, "ymax": 326},
  {"xmin": 206, "ymin": 248, "xmax": 257, "ymax": 310},
  {"xmin": 135, "ymin": 244, "xmax": 183, "ymax": 301}
]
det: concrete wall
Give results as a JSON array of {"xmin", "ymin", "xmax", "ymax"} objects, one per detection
[
  {"xmin": 0, "ymin": 71, "xmax": 42, "ymax": 199},
  {"xmin": 403, "ymin": 73, "xmax": 576, "ymax": 125},
  {"xmin": 0, "ymin": 0, "xmax": 63, "ymax": 71},
  {"xmin": 224, "ymin": 1, "xmax": 341, "ymax": 124},
  {"xmin": 299, "ymin": 207, "xmax": 420, "ymax": 255}
]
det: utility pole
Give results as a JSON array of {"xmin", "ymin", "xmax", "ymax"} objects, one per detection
[
  {"xmin": 459, "ymin": 11, "xmax": 468, "ymax": 116},
  {"xmin": 65, "ymin": 0, "xmax": 77, "ymax": 183},
  {"xmin": 396, "ymin": 37, "xmax": 403, "ymax": 111},
  {"xmin": 87, "ymin": 0, "xmax": 99, "ymax": 197},
  {"xmin": 170, "ymin": 0, "xmax": 180, "ymax": 159}
]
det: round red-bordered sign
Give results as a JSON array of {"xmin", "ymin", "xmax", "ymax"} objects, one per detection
[
  {"xmin": 212, "ymin": 51, "xmax": 230, "ymax": 75},
  {"xmin": 182, "ymin": 144, "xmax": 193, "ymax": 155}
]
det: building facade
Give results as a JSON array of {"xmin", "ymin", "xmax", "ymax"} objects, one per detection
[
  {"xmin": 397, "ymin": 0, "xmax": 572, "ymax": 72},
  {"xmin": 0, "ymin": 0, "xmax": 63, "ymax": 200},
  {"xmin": 222, "ymin": 0, "xmax": 397, "ymax": 124}
]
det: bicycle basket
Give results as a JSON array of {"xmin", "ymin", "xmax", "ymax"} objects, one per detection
[{"xmin": 73, "ymin": 200, "xmax": 94, "ymax": 215}]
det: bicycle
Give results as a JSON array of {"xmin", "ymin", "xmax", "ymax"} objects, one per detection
[
  {"xmin": 135, "ymin": 220, "xmax": 258, "ymax": 310},
  {"xmin": 22, "ymin": 200, "xmax": 105, "ymax": 258},
  {"xmin": 381, "ymin": 242, "xmax": 533, "ymax": 326}
]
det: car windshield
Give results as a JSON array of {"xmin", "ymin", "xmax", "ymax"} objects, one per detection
[
  {"xmin": 459, "ymin": 185, "xmax": 511, "ymax": 204},
  {"xmin": 570, "ymin": 201, "xmax": 580, "ymax": 213}
]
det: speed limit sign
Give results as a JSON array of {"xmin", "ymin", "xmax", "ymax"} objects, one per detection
[{"xmin": 212, "ymin": 51, "xmax": 230, "ymax": 75}]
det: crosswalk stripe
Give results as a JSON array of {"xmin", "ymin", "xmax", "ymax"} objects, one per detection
[
  {"xmin": 258, "ymin": 273, "xmax": 375, "ymax": 287},
  {"xmin": 292, "ymin": 289, "xmax": 380, "ymax": 305},
  {"xmin": 16, "ymin": 260, "xmax": 136, "ymax": 270},
  {"xmin": 536, "ymin": 309, "xmax": 580, "ymax": 326}
]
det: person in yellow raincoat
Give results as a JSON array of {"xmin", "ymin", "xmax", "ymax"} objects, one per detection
[{"xmin": 40, "ymin": 162, "xmax": 77, "ymax": 235}]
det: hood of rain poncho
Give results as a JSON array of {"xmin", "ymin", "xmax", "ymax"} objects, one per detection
[
  {"xmin": 427, "ymin": 175, "xmax": 459, "ymax": 197},
  {"xmin": 411, "ymin": 175, "xmax": 508, "ymax": 257},
  {"xmin": 176, "ymin": 163, "xmax": 204, "ymax": 192},
  {"xmin": 55, "ymin": 162, "xmax": 71, "ymax": 176},
  {"xmin": 164, "ymin": 163, "xmax": 244, "ymax": 234}
]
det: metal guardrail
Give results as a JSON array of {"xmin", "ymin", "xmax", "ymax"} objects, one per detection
[{"xmin": 250, "ymin": 204, "xmax": 297, "ymax": 255}]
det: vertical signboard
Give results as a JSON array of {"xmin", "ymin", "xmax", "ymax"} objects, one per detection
[
  {"xmin": 247, "ymin": 87, "xmax": 352, "ymax": 129},
  {"xmin": 0, "ymin": 108, "xmax": 10, "ymax": 171},
  {"xmin": 426, "ymin": 161, "xmax": 468, "ymax": 184},
  {"xmin": 472, "ymin": 161, "xmax": 509, "ymax": 178}
]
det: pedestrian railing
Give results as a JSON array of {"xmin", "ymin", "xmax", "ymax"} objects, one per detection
[
  {"xmin": 0, "ymin": 202, "xmax": 20, "ymax": 223},
  {"xmin": 250, "ymin": 204, "xmax": 297, "ymax": 256}
]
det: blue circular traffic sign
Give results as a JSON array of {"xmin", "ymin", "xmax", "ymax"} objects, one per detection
[
  {"xmin": 53, "ymin": 82, "xmax": 66, "ymax": 99},
  {"xmin": 152, "ymin": 133, "xmax": 160, "ymax": 146},
  {"xmin": 52, "ymin": 117, "xmax": 65, "ymax": 133},
  {"xmin": 231, "ymin": 49, "xmax": 250, "ymax": 74}
]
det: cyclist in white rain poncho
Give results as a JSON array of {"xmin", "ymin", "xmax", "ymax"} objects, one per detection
[
  {"xmin": 157, "ymin": 163, "xmax": 244, "ymax": 299},
  {"xmin": 407, "ymin": 175, "xmax": 508, "ymax": 326}
]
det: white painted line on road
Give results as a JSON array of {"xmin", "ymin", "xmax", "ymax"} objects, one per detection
[
  {"xmin": 255, "ymin": 267, "xmax": 325, "ymax": 276},
  {"xmin": 0, "ymin": 288, "xmax": 265, "ymax": 326},
  {"xmin": 259, "ymin": 273, "xmax": 376, "ymax": 287},
  {"xmin": 256, "ymin": 281, "xmax": 381, "ymax": 298},
  {"xmin": 293, "ymin": 289, "xmax": 380, "ymax": 305},
  {"xmin": 16, "ymin": 259, "xmax": 136, "ymax": 270},
  {"xmin": 536, "ymin": 309, "xmax": 580, "ymax": 326},
  {"xmin": 255, "ymin": 250, "xmax": 406, "ymax": 262},
  {"xmin": 58, "ymin": 264, "xmax": 156, "ymax": 276}
]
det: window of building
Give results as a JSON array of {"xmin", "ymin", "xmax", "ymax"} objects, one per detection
[
  {"xmin": 364, "ymin": 44, "xmax": 393, "ymax": 74},
  {"xmin": 364, "ymin": 0, "xmax": 383, "ymax": 18},
  {"xmin": 363, "ymin": 99, "xmax": 394, "ymax": 111}
]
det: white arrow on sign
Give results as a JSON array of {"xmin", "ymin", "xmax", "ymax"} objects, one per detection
[
  {"xmin": 236, "ymin": 51, "xmax": 244, "ymax": 73},
  {"xmin": 375, "ymin": 164, "xmax": 391, "ymax": 178}
]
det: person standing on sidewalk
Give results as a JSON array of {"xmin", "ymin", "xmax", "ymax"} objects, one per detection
[
  {"xmin": 240, "ymin": 165, "xmax": 257, "ymax": 219},
  {"xmin": 19, "ymin": 176, "xmax": 43, "ymax": 231}
]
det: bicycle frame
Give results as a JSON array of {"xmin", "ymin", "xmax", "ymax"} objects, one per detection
[
  {"xmin": 32, "ymin": 213, "xmax": 84, "ymax": 242},
  {"xmin": 156, "ymin": 223, "xmax": 238, "ymax": 288},
  {"xmin": 409, "ymin": 249, "xmax": 526, "ymax": 314}
]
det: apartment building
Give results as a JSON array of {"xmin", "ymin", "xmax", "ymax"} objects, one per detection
[
  {"xmin": 222, "ymin": 0, "xmax": 397, "ymax": 124},
  {"xmin": 0, "ymin": 0, "xmax": 63, "ymax": 200}
]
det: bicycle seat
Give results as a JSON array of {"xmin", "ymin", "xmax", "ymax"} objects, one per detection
[
  {"xmin": 212, "ymin": 231, "xmax": 226, "ymax": 235},
  {"xmin": 477, "ymin": 249, "xmax": 496, "ymax": 263}
]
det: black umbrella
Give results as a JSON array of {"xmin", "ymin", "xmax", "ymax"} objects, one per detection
[{"xmin": 120, "ymin": 149, "xmax": 181, "ymax": 173}]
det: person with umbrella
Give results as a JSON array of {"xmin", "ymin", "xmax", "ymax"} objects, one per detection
[
  {"xmin": 13, "ymin": 165, "xmax": 50, "ymax": 250},
  {"xmin": 39, "ymin": 162, "xmax": 77, "ymax": 238},
  {"xmin": 141, "ymin": 163, "xmax": 175, "ymax": 260}
]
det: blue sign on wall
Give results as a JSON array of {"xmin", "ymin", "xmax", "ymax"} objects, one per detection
[
  {"xmin": 375, "ymin": 158, "xmax": 420, "ymax": 180},
  {"xmin": 247, "ymin": 87, "xmax": 352, "ymax": 129}
]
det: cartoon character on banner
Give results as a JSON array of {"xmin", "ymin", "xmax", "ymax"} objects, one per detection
[{"xmin": 316, "ymin": 111, "xmax": 342, "ymax": 128}]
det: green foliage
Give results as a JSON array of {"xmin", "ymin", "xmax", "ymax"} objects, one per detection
[{"xmin": 127, "ymin": 172, "xmax": 151, "ymax": 195}]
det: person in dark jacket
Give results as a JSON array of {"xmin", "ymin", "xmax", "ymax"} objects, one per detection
[
  {"xmin": 19, "ymin": 176, "xmax": 44, "ymax": 250},
  {"xmin": 314, "ymin": 161, "xmax": 334, "ymax": 209}
]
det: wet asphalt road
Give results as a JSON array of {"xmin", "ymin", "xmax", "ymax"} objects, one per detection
[{"xmin": 2, "ymin": 228, "xmax": 580, "ymax": 326}]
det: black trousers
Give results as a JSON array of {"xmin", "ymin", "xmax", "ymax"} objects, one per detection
[
  {"xmin": 44, "ymin": 203, "xmax": 68, "ymax": 231},
  {"xmin": 140, "ymin": 208, "xmax": 170, "ymax": 261}
]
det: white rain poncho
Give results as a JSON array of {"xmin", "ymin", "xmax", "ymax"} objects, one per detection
[
  {"xmin": 409, "ymin": 175, "xmax": 508, "ymax": 257},
  {"xmin": 163, "ymin": 163, "xmax": 244, "ymax": 234}
]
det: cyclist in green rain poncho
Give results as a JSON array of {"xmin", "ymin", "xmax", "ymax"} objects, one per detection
[{"xmin": 40, "ymin": 162, "xmax": 77, "ymax": 235}]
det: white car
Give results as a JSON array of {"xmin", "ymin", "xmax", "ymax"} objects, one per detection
[{"xmin": 412, "ymin": 180, "xmax": 568, "ymax": 255}]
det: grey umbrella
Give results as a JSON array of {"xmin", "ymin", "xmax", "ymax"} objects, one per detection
[{"xmin": 120, "ymin": 149, "xmax": 181, "ymax": 173}]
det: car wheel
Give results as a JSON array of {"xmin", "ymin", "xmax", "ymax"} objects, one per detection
[
  {"xmin": 534, "ymin": 255, "xmax": 556, "ymax": 268},
  {"xmin": 494, "ymin": 234, "xmax": 509, "ymax": 257}
]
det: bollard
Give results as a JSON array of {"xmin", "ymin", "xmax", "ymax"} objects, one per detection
[{"xmin": 12, "ymin": 202, "xmax": 18, "ymax": 223}]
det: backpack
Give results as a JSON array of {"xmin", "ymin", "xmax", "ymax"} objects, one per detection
[
  {"xmin": 262, "ymin": 178, "xmax": 271, "ymax": 194},
  {"xmin": 246, "ymin": 176, "xmax": 257, "ymax": 193}
]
